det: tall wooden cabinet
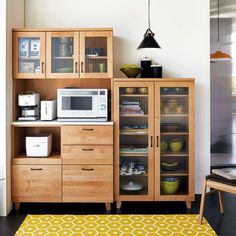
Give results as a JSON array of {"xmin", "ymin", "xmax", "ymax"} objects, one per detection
[
  {"xmin": 11, "ymin": 28, "xmax": 114, "ymax": 211},
  {"xmin": 113, "ymin": 78, "xmax": 195, "ymax": 208}
]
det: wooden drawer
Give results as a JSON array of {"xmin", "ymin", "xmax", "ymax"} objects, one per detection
[
  {"xmin": 63, "ymin": 165, "xmax": 113, "ymax": 202},
  {"xmin": 62, "ymin": 145, "xmax": 113, "ymax": 164},
  {"xmin": 61, "ymin": 125, "xmax": 113, "ymax": 145},
  {"xmin": 12, "ymin": 165, "xmax": 61, "ymax": 202}
]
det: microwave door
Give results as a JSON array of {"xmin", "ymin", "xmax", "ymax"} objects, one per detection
[{"xmin": 60, "ymin": 95, "xmax": 97, "ymax": 118}]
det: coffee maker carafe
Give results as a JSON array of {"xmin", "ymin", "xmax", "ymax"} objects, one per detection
[{"xmin": 18, "ymin": 91, "xmax": 40, "ymax": 121}]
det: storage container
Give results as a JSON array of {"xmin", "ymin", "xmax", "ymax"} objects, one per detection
[{"xmin": 26, "ymin": 134, "xmax": 52, "ymax": 157}]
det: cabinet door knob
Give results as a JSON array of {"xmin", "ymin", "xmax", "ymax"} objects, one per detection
[
  {"xmin": 150, "ymin": 136, "xmax": 153, "ymax": 147},
  {"xmin": 82, "ymin": 168, "xmax": 94, "ymax": 171},
  {"xmin": 75, "ymin": 61, "xmax": 78, "ymax": 73},
  {"xmin": 81, "ymin": 62, "xmax": 84, "ymax": 73},
  {"xmin": 41, "ymin": 62, "xmax": 44, "ymax": 73},
  {"xmin": 156, "ymin": 136, "xmax": 159, "ymax": 147},
  {"xmin": 30, "ymin": 168, "xmax": 43, "ymax": 171}
]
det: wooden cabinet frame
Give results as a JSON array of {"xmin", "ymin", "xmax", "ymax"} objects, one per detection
[
  {"xmin": 13, "ymin": 32, "xmax": 46, "ymax": 79},
  {"xmin": 46, "ymin": 31, "xmax": 79, "ymax": 78},
  {"xmin": 113, "ymin": 78, "xmax": 195, "ymax": 208},
  {"xmin": 114, "ymin": 81, "xmax": 155, "ymax": 203},
  {"xmin": 80, "ymin": 31, "xmax": 113, "ymax": 79}
]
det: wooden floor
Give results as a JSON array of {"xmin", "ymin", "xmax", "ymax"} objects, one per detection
[{"xmin": 0, "ymin": 193, "xmax": 235, "ymax": 236}]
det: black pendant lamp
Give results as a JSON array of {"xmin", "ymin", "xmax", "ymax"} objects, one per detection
[{"xmin": 137, "ymin": 0, "xmax": 161, "ymax": 49}]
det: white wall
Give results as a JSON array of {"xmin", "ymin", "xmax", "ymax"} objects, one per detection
[
  {"xmin": 25, "ymin": 0, "xmax": 210, "ymax": 193},
  {"xmin": 0, "ymin": 0, "xmax": 24, "ymax": 216}
]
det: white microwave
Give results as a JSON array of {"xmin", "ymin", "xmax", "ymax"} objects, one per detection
[{"xmin": 57, "ymin": 89, "xmax": 108, "ymax": 121}]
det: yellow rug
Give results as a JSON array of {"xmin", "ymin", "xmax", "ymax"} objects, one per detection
[{"xmin": 15, "ymin": 214, "xmax": 216, "ymax": 236}]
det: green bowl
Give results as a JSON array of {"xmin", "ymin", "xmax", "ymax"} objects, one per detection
[
  {"xmin": 161, "ymin": 179, "xmax": 180, "ymax": 194},
  {"xmin": 161, "ymin": 162, "xmax": 178, "ymax": 171},
  {"xmin": 120, "ymin": 68, "xmax": 141, "ymax": 78},
  {"xmin": 170, "ymin": 139, "xmax": 183, "ymax": 153}
]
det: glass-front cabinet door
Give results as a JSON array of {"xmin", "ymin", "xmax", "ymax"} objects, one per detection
[
  {"xmin": 13, "ymin": 32, "xmax": 45, "ymax": 79},
  {"xmin": 114, "ymin": 82, "xmax": 154, "ymax": 202},
  {"xmin": 80, "ymin": 31, "xmax": 113, "ymax": 78},
  {"xmin": 46, "ymin": 32, "xmax": 79, "ymax": 78},
  {"xmin": 155, "ymin": 83, "xmax": 194, "ymax": 200}
]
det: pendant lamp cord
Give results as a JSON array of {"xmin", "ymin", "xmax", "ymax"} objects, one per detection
[
  {"xmin": 217, "ymin": 0, "xmax": 220, "ymax": 50},
  {"xmin": 148, "ymin": 0, "xmax": 151, "ymax": 30}
]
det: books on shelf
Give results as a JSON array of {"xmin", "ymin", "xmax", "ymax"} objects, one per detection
[
  {"xmin": 212, "ymin": 168, "xmax": 236, "ymax": 180},
  {"xmin": 120, "ymin": 101, "xmax": 144, "ymax": 115}
]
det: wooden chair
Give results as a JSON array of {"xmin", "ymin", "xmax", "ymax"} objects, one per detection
[{"xmin": 199, "ymin": 174, "xmax": 236, "ymax": 224}]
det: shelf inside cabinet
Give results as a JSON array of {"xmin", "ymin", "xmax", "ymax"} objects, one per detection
[
  {"xmin": 161, "ymin": 170, "xmax": 188, "ymax": 176},
  {"xmin": 85, "ymin": 56, "xmax": 107, "ymax": 60},
  {"xmin": 120, "ymin": 94, "xmax": 148, "ymax": 97},
  {"xmin": 19, "ymin": 57, "xmax": 40, "ymax": 60},
  {"xmin": 161, "ymin": 132, "xmax": 188, "ymax": 135},
  {"xmin": 161, "ymin": 94, "xmax": 188, "ymax": 98},
  {"xmin": 12, "ymin": 152, "xmax": 61, "ymax": 165},
  {"xmin": 120, "ymin": 153, "xmax": 148, "ymax": 157},
  {"xmin": 120, "ymin": 174, "xmax": 148, "ymax": 177},
  {"xmin": 120, "ymin": 114, "xmax": 148, "ymax": 118},
  {"xmin": 161, "ymin": 114, "xmax": 189, "ymax": 117},
  {"xmin": 161, "ymin": 153, "xmax": 189, "ymax": 157},
  {"xmin": 53, "ymin": 56, "xmax": 74, "ymax": 59}
]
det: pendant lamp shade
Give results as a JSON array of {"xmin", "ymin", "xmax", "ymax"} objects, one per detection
[
  {"xmin": 137, "ymin": 0, "xmax": 161, "ymax": 49},
  {"xmin": 210, "ymin": 0, "xmax": 231, "ymax": 61},
  {"xmin": 138, "ymin": 29, "xmax": 161, "ymax": 49}
]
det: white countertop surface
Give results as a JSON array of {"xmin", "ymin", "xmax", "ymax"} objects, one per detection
[{"xmin": 12, "ymin": 120, "xmax": 114, "ymax": 127}]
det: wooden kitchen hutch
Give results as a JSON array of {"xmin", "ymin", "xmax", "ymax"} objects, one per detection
[{"xmin": 11, "ymin": 28, "xmax": 195, "ymax": 211}]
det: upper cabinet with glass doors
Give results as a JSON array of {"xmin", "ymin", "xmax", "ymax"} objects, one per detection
[
  {"xmin": 13, "ymin": 29, "xmax": 113, "ymax": 79},
  {"xmin": 13, "ymin": 32, "xmax": 46, "ymax": 79}
]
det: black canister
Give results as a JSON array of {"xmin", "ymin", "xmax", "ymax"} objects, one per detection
[
  {"xmin": 141, "ymin": 57, "xmax": 152, "ymax": 78},
  {"xmin": 151, "ymin": 64, "xmax": 162, "ymax": 78}
]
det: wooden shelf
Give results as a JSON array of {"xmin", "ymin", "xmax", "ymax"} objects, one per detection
[
  {"xmin": 19, "ymin": 57, "xmax": 40, "ymax": 60},
  {"xmin": 120, "ymin": 174, "xmax": 148, "ymax": 177},
  {"xmin": 120, "ymin": 153, "xmax": 148, "ymax": 157},
  {"xmin": 12, "ymin": 152, "xmax": 61, "ymax": 165},
  {"xmin": 161, "ymin": 94, "xmax": 188, "ymax": 97},
  {"xmin": 86, "ymin": 56, "xmax": 107, "ymax": 60},
  {"xmin": 120, "ymin": 114, "xmax": 148, "ymax": 118},
  {"xmin": 53, "ymin": 57, "xmax": 74, "ymax": 59},
  {"xmin": 120, "ymin": 132, "xmax": 148, "ymax": 135},
  {"xmin": 161, "ymin": 170, "xmax": 188, "ymax": 176},
  {"xmin": 161, "ymin": 153, "xmax": 189, "ymax": 157},
  {"xmin": 161, "ymin": 132, "xmax": 188, "ymax": 135},
  {"xmin": 120, "ymin": 94, "xmax": 148, "ymax": 97},
  {"xmin": 161, "ymin": 114, "xmax": 189, "ymax": 117}
]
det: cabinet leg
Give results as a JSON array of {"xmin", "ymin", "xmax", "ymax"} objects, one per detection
[
  {"xmin": 116, "ymin": 201, "xmax": 122, "ymax": 209},
  {"xmin": 105, "ymin": 203, "xmax": 111, "ymax": 212},
  {"xmin": 15, "ymin": 202, "xmax": 20, "ymax": 210},
  {"xmin": 186, "ymin": 201, "xmax": 192, "ymax": 209}
]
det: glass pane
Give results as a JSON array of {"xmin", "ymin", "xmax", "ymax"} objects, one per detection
[
  {"xmin": 51, "ymin": 37, "xmax": 74, "ymax": 73},
  {"xmin": 85, "ymin": 37, "xmax": 107, "ymax": 73},
  {"xmin": 160, "ymin": 87, "xmax": 189, "ymax": 195},
  {"xmin": 119, "ymin": 87, "xmax": 149, "ymax": 195},
  {"xmin": 18, "ymin": 37, "xmax": 41, "ymax": 73}
]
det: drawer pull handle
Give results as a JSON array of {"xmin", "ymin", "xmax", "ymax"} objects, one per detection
[
  {"xmin": 82, "ymin": 148, "xmax": 94, "ymax": 151},
  {"xmin": 82, "ymin": 128, "xmax": 94, "ymax": 131},
  {"xmin": 82, "ymin": 168, "xmax": 94, "ymax": 171},
  {"xmin": 30, "ymin": 168, "xmax": 43, "ymax": 171}
]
